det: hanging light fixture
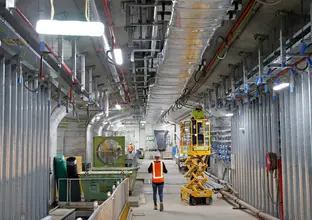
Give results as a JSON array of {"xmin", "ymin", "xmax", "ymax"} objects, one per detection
[
  {"xmin": 36, "ymin": 0, "xmax": 104, "ymax": 36},
  {"xmin": 113, "ymin": 48, "xmax": 123, "ymax": 65},
  {"xmin": 36, "ymin": 20, "xmax": 104, "ymax": 36},
  {"xmin": 273, "ymin": 78, "xmax": 290, "ymax": 91},
  {"xmin": 115, "ymin": 104, "xmax": 122, "ymax": 110}
]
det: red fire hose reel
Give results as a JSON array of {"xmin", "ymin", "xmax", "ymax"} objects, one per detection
[{"xmin": 266, "ymin": 152, "xmax": 277, "ymax": 171}]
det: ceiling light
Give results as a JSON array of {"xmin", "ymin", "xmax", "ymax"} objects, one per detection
[
  {"xmin": 273, "ymin": 82, "xmax": 289, "ymax": 91},
  {"xmin": 36, "ymin": 20, "xmax": 104, "ymax": 36},
  {"xmin": 115, "ymin": 104, "xmax": 121, "ymax": 110},
  {"xmin": 226, "ymin": 113, "xmax": 234, "ymax": 117},
  {"xmin": 140, "ymin": 120, "xmax": 146, "ymax": 124},
  {"xmin": 113, "ymin": 48, "xmax": 123, "ymax": 65}
]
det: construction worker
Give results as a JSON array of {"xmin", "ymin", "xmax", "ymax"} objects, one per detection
[
  {"xmin": 191, "ymin": 104, "xmax": 205, "ymax": 120},
  {"xmin": 127, "ymin": 142, "xmax": 134, "ymax": 154},
  {"xmin": 148, "ymin": 151, "xmax": 168, "ymax": 212},
  {"xmin": 191, "ymin": 104, "xmax": 205, "ymax": 145}
]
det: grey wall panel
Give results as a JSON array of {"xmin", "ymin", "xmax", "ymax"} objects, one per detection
[
  {"xmin": 0, "ymin": 58, "xmax": 51, "ymax": 220},
  {"xmin": 279, "ymin": 73, "xmax": 312, "ymax": 220},
  {"xmin": 0, "ymin": 57, "xmax": 5, "ymax": 219},
  {"xmin": 232, "ymin": 73, "xmax": 312, "ymax": 219},
  {"xmin": 232, "ymin": 94, "xmax": 279, "ymax": 218}
]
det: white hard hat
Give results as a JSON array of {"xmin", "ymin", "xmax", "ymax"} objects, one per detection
[
  {"xmin": 154, "ymin": 151, "xmax": 161, "ymax": 157},
  {"xmin": 129, "ymin": 142, "xmax": 132, "ymax": 144}
]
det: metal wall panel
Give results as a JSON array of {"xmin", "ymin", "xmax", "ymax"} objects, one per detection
[
  {"xmin": 0, "ymin": 56, "xmax": 51, "ymax": 220},
  {"xmin": 232, "ymin": 94, "xmax": 279, "ymax": 218},
  {"xmin": 232, "ymin": 73, "xmax": 312, "ymax": 219},
  {"xmin": 279, "ymin": 73, "xmax": 312, "ymax": 220}
]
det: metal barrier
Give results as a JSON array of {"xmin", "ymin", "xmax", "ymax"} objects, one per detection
[
  {"xmin": 57, "ymin": 177, "xmax": 126, "ymax": 204},
  {"xmin": 88, "ymin": 178, "xmax": 129, "ymax": 220}
]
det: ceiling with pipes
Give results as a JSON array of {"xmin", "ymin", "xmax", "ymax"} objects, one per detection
[{"xmin": 12, "ymin": 0, "xmax": 312, "ymax": 124}]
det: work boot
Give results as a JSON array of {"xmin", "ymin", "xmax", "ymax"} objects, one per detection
[
  {"xmin": 160, "ymin": 202, "xmax": 164, "ymax": 212},
  {"xmin": 154, "ymin": 204, "xmax": 157, "ymax": 210}
]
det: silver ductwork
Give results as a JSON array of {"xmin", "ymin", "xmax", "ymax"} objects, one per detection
[{"xmin": 146, "ymin": 0, "xmax": 233, "ymax": 121}]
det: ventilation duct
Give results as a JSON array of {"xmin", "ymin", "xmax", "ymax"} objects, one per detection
[{"xmin": 146, "ymin": 0, "xmax": 233, "ymax": 121}]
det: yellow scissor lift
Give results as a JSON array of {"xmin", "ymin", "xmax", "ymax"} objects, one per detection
[{"xmin": 180, "ymin": 119, "xmax": 213, "ymax": 206}]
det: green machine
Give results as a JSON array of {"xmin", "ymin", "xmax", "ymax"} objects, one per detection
[
  {"xmin": 78, "ymin": 136, "xmax": 139, "ymax": 201},
  {"xmin": 93, "ymin": 136, "xmax": 126, "ymax": 167}
]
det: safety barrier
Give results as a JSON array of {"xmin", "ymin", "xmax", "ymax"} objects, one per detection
[
  {"xmin": 88, "ymin": 178, "xmax": 130, "ymax": 220},
  {"xmin": 57, "ymin": 177, "xmax": 127, "ymax": 204}
]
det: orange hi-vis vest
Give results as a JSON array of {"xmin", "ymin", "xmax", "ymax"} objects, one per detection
[{"xmin": 152, "ymin": 161, "xmax": 164, "ymax": 183}]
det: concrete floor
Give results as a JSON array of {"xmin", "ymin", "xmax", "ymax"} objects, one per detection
[{"xmin": 131, "ymin": 159, "xmax": 257, "ymax": 220}]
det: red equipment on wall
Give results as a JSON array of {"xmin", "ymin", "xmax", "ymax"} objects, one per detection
[{"xmin": 266, "ymin": 152, "xmax": 277, "ymax": 171}]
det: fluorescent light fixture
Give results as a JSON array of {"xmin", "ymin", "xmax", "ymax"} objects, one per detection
[
  {"xmin": 273, "ymin": 82, "xmax": 289, "ymax": 91},
  {"xmin": 140, "ymin": 120, "xmax": 146, "ymax": 124},
  {"xmin": 226, "ymin": 113, "xmax": 234, "ymax": 117},
  {"xmin": 113, "ymin": 49, "xmax": 123, "ymax": 65},
  {"xmin": 36, "ymin": 20, "xmax": 104, "ymax": 36},
  {"xmin": 115, "ymin": 104, "xmax": 121, "ymax": 110}
]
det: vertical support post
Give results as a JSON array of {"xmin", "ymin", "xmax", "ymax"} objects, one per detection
[
  {"xmin": 104, "ymin": 91, "xmax": 109, "ymax": 117},
  {"xmin": 38, "ymin": 0, "xmax": 46, "ymax": 52},
  {"xmin": 254, "ymin": 34, "xmax": 267, "ymax": 85},
  {"xmin": 310, "ymin": 0, "xmax": 312, "ymax": 41},
  {"xmin": 99, "ymin": 87, "xmax": 103, "ymax": 110},
  {"xmin": 243, "ymin": 58, "xmax": 248, "ymax": 93},
  {"xmin": 132, "ymin": 62, "xmax": 138, "ymax": 100},
  {"xmin": 88, "ymin": 68, "xmax": 93, "ymax": 101},
  {"xmin": 238, "ymin": 52, "xmax": 251, "ymax": 94},
  {"xmin": 228, "ymin": 64, "xmax": 237, "ymax": 98},
  {"xmin": 126, "ymin": 4, "xmax": 133, "ymax": 48},
  {"xmin": 213, "ymin": 84, "xmax": 218, "ymax": 110},
  {"xmin": 80, "ymin": 55, "xmax": 86, "ymax": 91},
  {"xmin": 57, "ymin": 36, "xmax": 63, "ymax": 105},
  {"xmin": 144, "ymin": 56, "xmax": 148, "ymax": 88},
  {"xmin": 93, "ymin": 76, "xmax": 99, "ymax": 103},
  {"xmin": 279, "ymin": 12, "xmax": 287, "ymax": 68},
  {"xmin": 151, "ymin": 0, "xmax": 159, "ymax": 57},
  {"xmin": 258, "ymin": 40, "xmax": 264, "ymax": 84},
  {"xmin": 208, "ymin": 90, "xmax": 212, "ymax": 110},
  {"xmin": 71, "ymin": 39, "xmax": 77, "ymax": 81},
  {"xmin": 57, "ymin": 37, "xmax": 64, "ymax": 65}
]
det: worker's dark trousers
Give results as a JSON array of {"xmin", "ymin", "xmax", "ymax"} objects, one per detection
[
  {"xmin": 152, "ymin": 182, "xmax": 164, "ymax": 205},
  {"xmin": 192, "ymin": 121, "xmax": 203, "ymax": 145}
]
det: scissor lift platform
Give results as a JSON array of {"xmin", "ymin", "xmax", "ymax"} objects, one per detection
[{"xmin": 180, "ymin": 119, "xmax": 213, "ymax": 206}]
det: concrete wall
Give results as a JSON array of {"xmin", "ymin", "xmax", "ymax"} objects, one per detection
[{"xmin": 57, "ymin": 118, "xmax": 87, "ymax": 161}]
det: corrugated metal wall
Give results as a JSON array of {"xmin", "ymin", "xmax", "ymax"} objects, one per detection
[
  {"xmin": 232, "ymin": 73, "xmax": 312, "ymax": 219},
  {"xmin": 0, "ymin": 56, "xmax": 51, "ymax": 220},
  {"xmin": 232, "ymin": 93, "xmax": 280, "ymax": 218},
  {"xmin": 279, "ymin": 73, "xmax": 312, "ymax": 220}
]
